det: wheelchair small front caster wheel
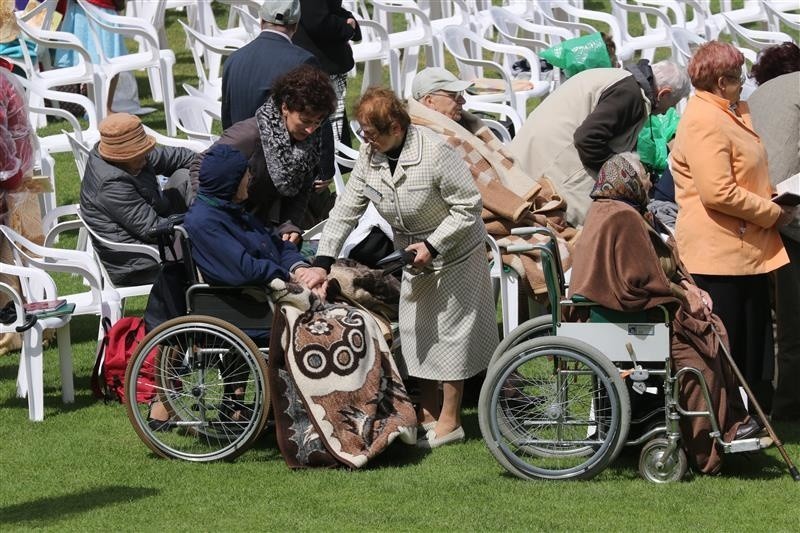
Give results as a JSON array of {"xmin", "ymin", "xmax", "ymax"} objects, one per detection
[{"xmin": 639, "ymin": 438, "xmax": 687, "ymax": 483}]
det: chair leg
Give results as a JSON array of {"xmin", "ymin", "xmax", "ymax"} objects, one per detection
[
  {"xmin": 21, "ymin": 327, "xmax": 45, "ymax": 422},
  {"xmin": 57, "ymin": 325, "xmax": 74, "ymax": 404}
]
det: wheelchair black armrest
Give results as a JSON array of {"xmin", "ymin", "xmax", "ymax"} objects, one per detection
[{"xmin": 146, "ymin": 214, "xmax": 186, "ymax": 240}]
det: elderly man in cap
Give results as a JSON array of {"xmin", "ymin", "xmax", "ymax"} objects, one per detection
[
  {"xmin": 509, "ymin": 59, "xmax": 690, "ymax": 227},
  {"xmin": 79, "ymin": 113, "xmax": 195, "ymax": 287},
  {"xmin": 409, "ymin": 67, "xmax": 578, "ymax": 302},
  {"xmin": 221, "ymin": 0, "xmax": 320, "ymax": 129}
]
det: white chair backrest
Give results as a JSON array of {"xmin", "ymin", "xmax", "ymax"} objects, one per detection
[
  {"xmin": 171, "ymin": 95, "xmax": 220, "ymax": 145},
  {"xmin": 64, "ymin": 131, "xmax": 91, "ymax": 180}
]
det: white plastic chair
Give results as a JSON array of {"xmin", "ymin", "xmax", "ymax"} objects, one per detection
[
  {"xmin": 0, "ymin": 270, "xmax": 72, "ymax": 422},
  {"xmin": 14, "ymin": 8, "xmax": 106, "ymax": 125},
  {"xmin": 178, "ymin": 19, "xmax": 241, "ymax": 101},
  {"xmin": 372, "ymin": 0, "xmax": 436, "ymax": 98},
  {"xmin": 0, "ymin": 225, "xmax": 120, "ymax": 344},
  {"xmin": 442, "ymin": 25, "xmax": 550, "ymax": 120},
  {"xmin": 171, "ymin": 95, "xmax": 221, "ymax": 145},
  {"xmin": 77, "ymin": 0, "xmax": 178, "ymax": 135},
  {"xmin": 721, "ymin": 13, "xmax": 794, "ymax": 52},
  {"xmin": 671, "ymin": 27, "xmax": 707, "ymax": 67},
  {"xmin": 763, "ymin": 0, "xmax": 800, "ymax": 33},
  {"xmin": 350, "ymin": 19, "xmax": 402, "ymax": 96}
]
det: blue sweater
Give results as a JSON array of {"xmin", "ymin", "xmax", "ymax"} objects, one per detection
[{"xmin": 184, "ymin": 195, "xmax": 307, "ymax": 287}]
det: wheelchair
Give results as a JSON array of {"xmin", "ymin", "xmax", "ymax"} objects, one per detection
[
  {"xmin": 124, "ymin": 221, "xmax": 274, "ymax": 462},
  {"xmin": 478, "ymin": 227, "xmax": 772, "ymax": 483}
]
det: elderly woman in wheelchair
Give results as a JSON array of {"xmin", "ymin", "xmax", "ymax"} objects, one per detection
[{"xmin": 478, "ymin": 153, "xmax": 771, "ymax": 482}]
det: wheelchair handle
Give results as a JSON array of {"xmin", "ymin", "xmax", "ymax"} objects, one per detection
[
  {"xmin": 505, "ymin": 243, "xmax": 536, "ymax": 253},
  {"xmin": 146, "ymin": 213, "xmax": 186, "ymax": 240},
  {"xmin": 510, "ymin": 226, "xmax": 556, "ymax": 239}
]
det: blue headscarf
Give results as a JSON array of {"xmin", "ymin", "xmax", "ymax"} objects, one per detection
[{"xmin": 197, "ymin": 144, "xmax": 249, "ymax": 202}]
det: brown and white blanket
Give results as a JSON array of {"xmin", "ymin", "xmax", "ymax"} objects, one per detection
[
  {"xmin": 408, "ymin": 99, "xmax": 579, "ymax": 297},
  {"xmin": 267, "ymin": 279, "xmax": 416, "ymax": 469}
]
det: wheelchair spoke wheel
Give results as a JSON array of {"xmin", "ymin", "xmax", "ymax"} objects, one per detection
[
  {"xmin": 124, "ymin": 315, "xmax": 269, "ymax": 462},
  {"xmin": 479, "ymin": 336, "xmax": 630, "ymax": 480},
  {"xmin": 488, "ymin": 315, "xmax": 554, "ymax": 370},
  {"xmin": 639, "ymin": 437, "xmax": 687, "ymax": 483}
]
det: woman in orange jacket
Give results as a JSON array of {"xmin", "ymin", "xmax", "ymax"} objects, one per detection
[{"xmin": 670, "ymin": 41, "xmax": 794, "ymax": 411}]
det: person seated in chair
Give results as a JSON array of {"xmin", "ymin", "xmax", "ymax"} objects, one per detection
[
  {"xmin": 147, "ymin": 143, "xmax": 326, "ymax": 431},
  {"xmin": 80, "ymin": 113, "xmax": 196, "ymax": 287},
  {"xmin": 567, "ymin": 152, "xmax": 764, "ymax": 475},
  {"xmin": 183, "ymin": 143, "xmax": 326, "ymax": 294}
]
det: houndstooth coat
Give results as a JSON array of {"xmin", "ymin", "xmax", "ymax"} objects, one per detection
[{"xmin": 317, "ymin": 126, "xmax": 498, "ymax": 380}]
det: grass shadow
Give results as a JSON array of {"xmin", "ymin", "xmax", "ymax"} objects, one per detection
[{"xmin": 0, "ymin": 485, "xmax": 159, "ymax": 526}]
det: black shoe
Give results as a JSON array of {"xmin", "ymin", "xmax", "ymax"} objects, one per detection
[
  {"xmin": 734, "ymin": 418, "xmax": 762, "ymax": 440},
  {"xmin": 147, "ymin": 417, "xmax": 176, "ymax": 432}
]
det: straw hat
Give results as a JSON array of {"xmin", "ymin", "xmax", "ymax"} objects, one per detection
[
  {"xmin": 0, "ymin": 0, "xmax": 20, "ymax": 44},
  {"xmin": 98, "ymin": 113, "xmax": 156, "ymax": 163}
]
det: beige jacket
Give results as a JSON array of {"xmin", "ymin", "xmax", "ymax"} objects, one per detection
[{"xmin": 509, "ymin": 68, "xmax": 650, "ymax": 226}]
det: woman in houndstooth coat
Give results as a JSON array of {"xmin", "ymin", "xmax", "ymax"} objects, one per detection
[{"xmin": 301, "ymin": 87, "xmax": 498, "ymax": 448}]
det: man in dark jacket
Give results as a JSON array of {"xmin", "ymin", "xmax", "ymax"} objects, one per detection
[
  {"xmin": 183, "ymin": 144, "xmax": 324, "ymax": 291},
  {"xmin": 79, "ymin": 113, "xmax": 196, "ymax": 287},
  {"xmin": 221, "ymin": 0, "xmax": 319, "ymax": 129}
]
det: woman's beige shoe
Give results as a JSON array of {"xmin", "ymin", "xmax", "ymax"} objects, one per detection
[{"xmin": 416, "ymin": 426, "xmax": 465, "ymax": 449}]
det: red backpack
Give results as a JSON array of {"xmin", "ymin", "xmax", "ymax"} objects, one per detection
[{"xmin": 91, "ymin": 317, "xmax": 156, "ymax": 404}]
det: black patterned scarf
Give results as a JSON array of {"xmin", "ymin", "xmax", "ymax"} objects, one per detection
[{"xmin": 256, "ymin": 97, "xmax": 322, "ymax": 197}]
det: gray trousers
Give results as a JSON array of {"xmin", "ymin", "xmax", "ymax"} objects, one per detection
[{"xmin": 773, "ymin": 235, "xmax": 800, "ymax": 420}]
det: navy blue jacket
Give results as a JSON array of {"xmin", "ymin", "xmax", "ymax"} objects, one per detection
[
  {"xmin": 184, "ymin": 197, "xmax": 308, "ymax": 287},
  {"xmin": 221, "ymin": 30, "xmax": 320, "ymax": 129}
]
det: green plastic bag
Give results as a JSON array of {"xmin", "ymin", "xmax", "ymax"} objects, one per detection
[
  {"xmin": 637, "ymin": 107, "xmax": 680, "ymax": 172},
  {"xmin": 539, "ymin": 33, "xmax": 612, "ymax": 78}
]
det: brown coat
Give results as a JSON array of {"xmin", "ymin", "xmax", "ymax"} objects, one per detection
[{"xmin": 670, "ymin": 90, "xmax": 788, "ymax": 275}]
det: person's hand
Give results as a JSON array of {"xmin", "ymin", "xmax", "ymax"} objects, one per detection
[
  {"xmin": 293, "ymin": 266, "xmax": 328, "ymax": 289},
  {"xmin": 346, "ymin": 17, "xmax": 356, "ymax": 29},
  {"xmin": 313, "ymin": 179, "xmax": 332, "ymax": 192},
  {"xmin": 310, "ymin": 281, "xmax": 328, "ymax": 301},
  {"xmin": 682, "ymin": 282, "xmax": 712, "ymax": 319},
  {"xmin": 405, "ymin": 242, "xmax": 433, "ymax": 268},
  {"xmin": 775, "ymin": 205, "xmax": 798, "ymax": 228},
  {"xmin": 281, "ymin": 231, "xmax": 301, "ymax": 245}
]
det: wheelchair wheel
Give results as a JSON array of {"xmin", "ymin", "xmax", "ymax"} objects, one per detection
[
  {"xmin": 489, "ymin": 315, "xmax": 554, "ymax": 370},
  {"xmin": 479, "ymin": 336, "xmax": 630, "ymax": 480},
  {"xmin": 124, "ymin": 315, "xmax": 270, "ymax": 462},
  {"xmin": 638, "ymin": 438, "xmax": 687, "ymax": 483}
]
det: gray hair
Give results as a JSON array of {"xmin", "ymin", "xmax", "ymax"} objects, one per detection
[{"xmin": 652, "ymin": 60, "xmax": 691, "ymax": 100}]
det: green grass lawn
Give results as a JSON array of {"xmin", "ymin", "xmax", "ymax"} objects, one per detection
[{"xmin": 3, "ymin": 1, "xmax": 800, "ymax": 531}]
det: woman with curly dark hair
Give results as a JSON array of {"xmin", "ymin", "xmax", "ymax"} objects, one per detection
[
  {"xmin": 191, "ymin": 64, "xmax": 336, "ymax": 244},
  {"xmin": 750, "ymin": 42, "xmax": 800, "ymax": 86}
]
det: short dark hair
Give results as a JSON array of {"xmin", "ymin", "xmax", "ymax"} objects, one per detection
[
  {"xmin": 271, "ymin": 64, "xmax": 336, "ymax": 117},
  {"xmin": 354, "ymin": 86, "xmax": 410, "ymax": 135},
  {"xmin": 751, "ymin": 42, "xmax": 800, "ymax": 85}
]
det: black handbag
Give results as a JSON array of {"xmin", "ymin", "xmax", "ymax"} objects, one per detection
[{"xmin": 143, "ymin": 262, "xmax": 189, "ymax": 333}]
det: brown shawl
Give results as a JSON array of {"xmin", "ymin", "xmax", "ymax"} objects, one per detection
[{"xmin": 408, "ymin": 99, "xmax": 579, "ymax": 297}]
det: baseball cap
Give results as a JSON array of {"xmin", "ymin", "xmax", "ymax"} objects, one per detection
[
  {"xmin": 259, "ymin": 0, "xmax": 301, "ymax": 26},
  {"xmin": 411, "ymin": 67, "xmax": 473, "ymax": 100}
]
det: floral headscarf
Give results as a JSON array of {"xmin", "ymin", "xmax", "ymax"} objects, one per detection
[{"xmin": 590, "ymin": 153, "xmax": 649, "ymax": 213}]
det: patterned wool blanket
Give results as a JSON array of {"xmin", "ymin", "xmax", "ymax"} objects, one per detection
[
  {"xmin": 408, "ymin": 99, "xmax": 579, "ymax": 298},
  {"xmin": 267, "ymin": 280, "xmax": 416, "ymax": 468}
]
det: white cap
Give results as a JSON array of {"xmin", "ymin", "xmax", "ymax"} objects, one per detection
[
  {"xmin": 260, "ymin": 0, "xmax": 301, "ymax": 26},
  {"xmin": 411, "ymin": 67, "xmax": 473, "ymax": 100}
]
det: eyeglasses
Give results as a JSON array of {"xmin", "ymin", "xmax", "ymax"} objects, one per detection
[
  {"xmin": 429, "ymin": 90, "xmax": 465, "ymax": 101},
  {"xmin": 724, "ymin": 72, "xmax": 747, "ymax": 85},
  {"xmin": 356, "ymin": 126, "xmax": 381, "ymax": 142}
]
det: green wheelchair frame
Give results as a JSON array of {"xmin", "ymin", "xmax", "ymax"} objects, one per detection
[{"xmin": 478, "ymin": 227, "xmax": 770, "ymax": 482}]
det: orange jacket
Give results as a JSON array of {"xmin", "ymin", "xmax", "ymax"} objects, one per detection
[{"xmin": 671, "ymin": 90, "xmax": 788, "ymax": 275}]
